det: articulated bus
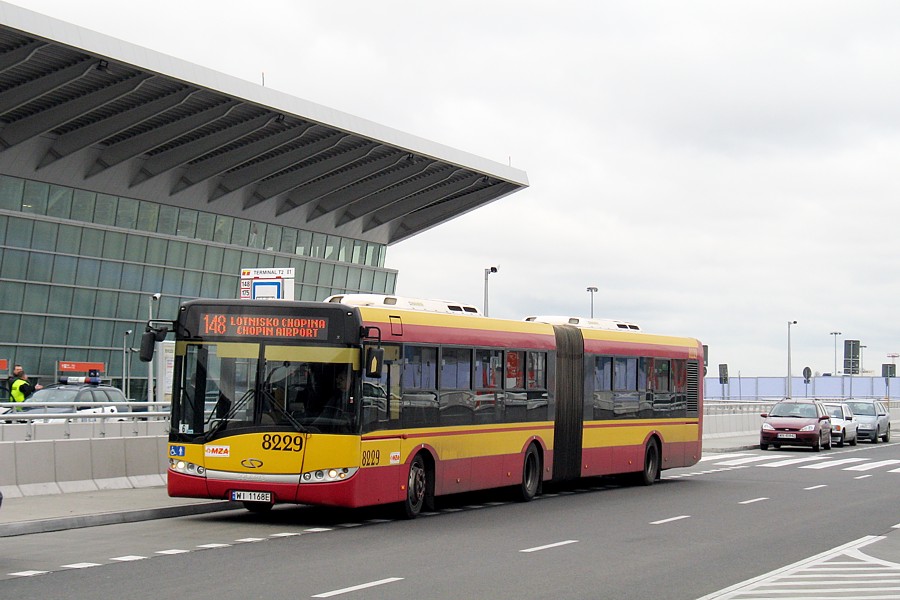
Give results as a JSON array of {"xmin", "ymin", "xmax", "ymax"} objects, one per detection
[{"xmin": 144, "ymin": 295, "xmax": 704, "ymax": 517}]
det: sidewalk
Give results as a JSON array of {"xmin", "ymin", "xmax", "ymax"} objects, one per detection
[
  {"xmin": 0, "ymin": 487, "xmax": 237, "ymax": 537},
  {"xmin": 0, "ymin": 433, "xmax": 760, "ymax": 538},
  {"xmin": 702, "ymin": 433, "xmax": 760, "ymax": 453}
]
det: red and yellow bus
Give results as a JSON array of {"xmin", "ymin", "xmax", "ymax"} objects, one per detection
[{"xmin": 145, "ymin": 295, "xmax": 704, "ymax": 517}]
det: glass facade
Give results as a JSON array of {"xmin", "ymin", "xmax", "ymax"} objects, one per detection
[{"xmin": 0, "ymin": 175, "xmax": 397, "ymax": 397}]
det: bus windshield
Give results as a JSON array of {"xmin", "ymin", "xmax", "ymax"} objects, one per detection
[{"xmin": 173, "ymin": 341, "xmax": 360, "ymax": 439}]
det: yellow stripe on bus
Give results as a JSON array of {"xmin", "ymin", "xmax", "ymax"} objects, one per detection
[
  {"xmin": 358, "ymin": 307, "xmax": 556, "ymax": 335},
  {"xmin": 582, "ymin": 420, "xmax": 700, "ymax": 447}
]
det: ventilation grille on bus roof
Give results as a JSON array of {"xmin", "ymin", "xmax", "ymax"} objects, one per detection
[
  {"xmin": 325, "ymin": 294, "xmax": 481, "ymax": 315},
  {"xmin": 523, "ymin": 315, "xmax": 641, "ymax": 331}
]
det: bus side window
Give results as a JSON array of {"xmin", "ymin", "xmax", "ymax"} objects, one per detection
[
  {"xmin": 591, "ymin": 356, "xmax": 613, "ymax": 420},
  {"xmin": 651, "ymin": 359, "xmax": 673, "ymax": 417},
  {"xmin": 399, "ymin": 346, "xmax": 438, "ymax": 428},
  {"xmin": 362, "ymin": 344, "xmax": 400, "ymax": 432}
]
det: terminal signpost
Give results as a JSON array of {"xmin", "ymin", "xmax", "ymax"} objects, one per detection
[{"xmin": 239, "ymin": 268, "xmax": 295, "ymax": 300}]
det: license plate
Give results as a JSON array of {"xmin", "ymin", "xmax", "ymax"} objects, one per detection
[
  {"xmin": 777, "ymin": 433, "xmax": 797, "ymax": 439},
  {"xmin": 231, "ymin": 490, "xmax": 272, "ymax": 503}
]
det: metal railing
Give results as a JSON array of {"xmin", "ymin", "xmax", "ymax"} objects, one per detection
[
  {"xmin": 0, "ymin": 400, "xmax": 170, "ymax": 418},
  {"xmin": 0, "ymin": 401, "xmax": 170, "ymax": 441}
]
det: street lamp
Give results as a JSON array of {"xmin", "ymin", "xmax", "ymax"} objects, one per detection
[
  {"xmin": 148, "ymin": 293, "xmax": 161, "ymax": 403},
  {"xmin": 122, "ymin": 329, "xmax": 132, "ymax": 397},
  {"xmin": 483, "ymin": 266, "xmax": 498, "ymax": 317},
  {"xmin": 586, "ymin": 286, "xmax": 598, "ymax": 318},
  {"xmin": 830, "ymin": 331, "xmax": 841, "ymax": 375},
  {"xmin": 787, "ymin": 320, "xmax": 797, "ymax": 399}
]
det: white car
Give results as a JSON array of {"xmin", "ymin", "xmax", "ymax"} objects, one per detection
[{"xmin": 824, "ymin": 402, "xmax": 858, "ymax": 447}]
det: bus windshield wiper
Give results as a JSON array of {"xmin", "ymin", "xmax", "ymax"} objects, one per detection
[
  {"xmin": 203, "ymin": 389, "xmax": 254, "ymax": 441},
  {"xmin": 204, "ymin": 394, "xmax": 227, "ymax": 426},
  {"xmin": 259, "ymin": 388, "xmax": 306, "ymax": 432}
]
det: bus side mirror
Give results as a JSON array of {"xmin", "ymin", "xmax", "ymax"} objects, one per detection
[
  {"xmin": 139, "ymin": 327, "xmax": 169, "ymax": 362},
  {"xmin": 139, "ymin": 331, "xmax": 156, "ymax": 362},
  {"xmin": 365, "ymin": 347, "xmax": 384, "ymax": 378}
]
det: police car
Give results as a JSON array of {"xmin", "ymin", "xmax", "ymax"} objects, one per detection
[{"xmin": 6, "ymin": 377, "xmax": 129, "ymax": 422}]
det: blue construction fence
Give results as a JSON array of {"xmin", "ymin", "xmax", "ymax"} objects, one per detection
[{"xmin": 704, "ymin": 375, "xmax": 900, "ymax": 401}]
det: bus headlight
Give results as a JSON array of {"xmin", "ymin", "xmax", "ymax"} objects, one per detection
[
  {"xmin": 300, "ymin": 467, "xmax": 357, "ymax": 483},
  {"xmin": 170, "ymin": 457, "xmax": 206, "ymax": 477}
]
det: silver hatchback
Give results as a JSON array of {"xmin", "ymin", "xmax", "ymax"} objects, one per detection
[{"xmin": 845, "ymin": 400, "xmax": 891, "ymax": 443}]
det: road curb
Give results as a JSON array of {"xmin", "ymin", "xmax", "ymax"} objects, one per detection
[
  {"xmin": 704, "ymin": 443, "xmax": 760, "ymax": 453},
  {"xmin": 0, "ymin": 500, "xmax": 239, "ymax": 538}
]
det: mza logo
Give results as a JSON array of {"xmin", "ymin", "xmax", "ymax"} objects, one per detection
[{"xmin": 205, "ymin": 445, "xmax": 230, "ymax": 457}]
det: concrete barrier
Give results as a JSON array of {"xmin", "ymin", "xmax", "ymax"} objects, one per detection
[
  {"xmin": 704, "ymin": 401, "xmax": 900, "ymax": 438},
  {"xmin": 0, "ymin": 435, "xmax": 168, "ymax": 499}
]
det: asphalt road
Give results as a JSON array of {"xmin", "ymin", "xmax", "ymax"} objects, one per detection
[{"xmin": 3, "ymin": 440, "xmax": 900, "ymax": 599}]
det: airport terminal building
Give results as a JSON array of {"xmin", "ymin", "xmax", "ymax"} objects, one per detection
[{"xmin": 0, "ymin": 3, "xmax": 528, "ymax": 396}]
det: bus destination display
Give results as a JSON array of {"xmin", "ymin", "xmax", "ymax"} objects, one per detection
[{"xmin": 200, "ymin": 312, "xmax": 328, "ymax": 340}]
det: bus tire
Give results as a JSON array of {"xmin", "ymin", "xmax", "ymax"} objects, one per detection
[
  {"xmin": 517, "ymin": 444, "xmax": 542, "ymax": 502},
  {"xmin": 402, "ymin": 453, "xmax": 429, "ymax": 519},
  {"xmin": 637, "ymin": 439, "xmax": 660, "ymax": 486}
]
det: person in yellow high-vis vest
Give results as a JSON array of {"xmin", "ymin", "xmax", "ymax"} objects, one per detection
[{"xmin": 10, "ymin": 364, "xmax": 41, "ymax": 405}]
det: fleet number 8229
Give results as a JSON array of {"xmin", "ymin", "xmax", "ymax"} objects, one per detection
[
  {"xmin": 261, "ymin": 433, "xmax": 303, "ymax": 452},
  {"xmin": 361, "ymin": 449, "xmax": 381, "ymax": 466}
]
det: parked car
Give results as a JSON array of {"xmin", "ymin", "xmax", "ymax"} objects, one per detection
[
  {"xmin": 760, "ymin": 399, "xmax": 832, "ymax": 451},
  {"xmin": 15, "ymin": 379, "xmax": 128, "ymax": 423},
  {"xmin": 845, "ymin": 400, "xmax": 891, "ymax": 443},
  {"xmin": 823, "ymin": 402, "xmax": 858, "ymax": 447}
]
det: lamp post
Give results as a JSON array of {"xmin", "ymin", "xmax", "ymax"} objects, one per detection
[
  {"xmin": 586, "ymin": 286, "xmax": 598, "ymax": 318},
  {"xmin": 122, "ymin": 329, "xmax": 132, "ymax": 397},
  {"xmin": 148, "ymin": 293, "xmax": 161, "ymax": 403},
  {"xmin": 830, "ymin": 331, "xmax": 841, "ymax": 375},
  {"xmin": 787, "ymin": 320, "xmax": 797, "ymax": 399},
  {"xmin": 483, "ymin": 266, "xmax": 498, "ymax": 317},
  {"xmin": 888, "ymin": 354, "xmax": 899, "ymax": 402}
]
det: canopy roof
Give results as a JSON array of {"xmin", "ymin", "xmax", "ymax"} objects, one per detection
[{"xmin": 0, "ymin": 3, "xmax": 528, "ymax": 244}]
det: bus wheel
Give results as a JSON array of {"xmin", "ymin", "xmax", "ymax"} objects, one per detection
[
  {"xmin": 402, "ymin": 454, "xmax": 428, "ymax": 519},
  {"xmin": 243, "ymin": 501, "xmax": 273, "ymax": 514},
  {"xmin": 517, "ymin": 444, "xmax": 542, "ymax": 502},
  {"xmin": 637, "ymin": 440, "xmax": 660, "ymax": 486}
]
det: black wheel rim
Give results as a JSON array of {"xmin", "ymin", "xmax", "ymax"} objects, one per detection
[{"xmin": 408, "ymin": 459, "xmax": 426, "ymax": 513}]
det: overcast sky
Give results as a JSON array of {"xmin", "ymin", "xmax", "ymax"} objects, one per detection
[{"xmin": 10, "ymin": 0, "xmax": 900, "ymax": 377}]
